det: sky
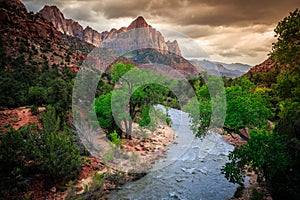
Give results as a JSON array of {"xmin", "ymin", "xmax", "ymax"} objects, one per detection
[{"xmin": 22, "ymin": 0, "xmax": 299, "ymax": 66}]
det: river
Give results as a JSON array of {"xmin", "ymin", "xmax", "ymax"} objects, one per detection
[{"xmin": 108, "ymin": 105, "xmax": 238, "ymax": 200}]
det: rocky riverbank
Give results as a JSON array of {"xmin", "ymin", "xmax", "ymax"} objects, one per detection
[{"xmin": 42, "ymin": 122, "xmax": 176, "ymax": 199}]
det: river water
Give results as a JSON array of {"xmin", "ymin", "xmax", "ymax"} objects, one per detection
[{"xmin": 108, "ymin": 106, "xmax": 238, "ymax": 200}]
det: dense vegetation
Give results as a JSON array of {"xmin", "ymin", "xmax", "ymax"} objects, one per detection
[
  {"xmin": 0, "ymin": 3, "xmax": 299, "ymax": 199},
  {"xmin": 0, "ymin": 8, "xmax": 90, "ymax": 196},
  {"xmin": 185, "ymin": 9, "xmax": 300, "ymax": 199},
  {"xmin": 0, "ymin": 106, "xmax": 81, "ymax": 196}
]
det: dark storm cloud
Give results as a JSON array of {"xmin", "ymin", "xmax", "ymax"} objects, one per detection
[
  {"xmin": 92, "ymin": 0, "xmax": 151, "ymax": 19},
  {"xmin": 94, "ymin": 0, "xmax": 299, "ymax": 26},
  {"xmin": 63, "ymin": 6, "xmax": 96, "ymax": 21},
  {"xmin": 158, "ymin": 0, "xmax": 299, "ymax": 26},
  {"xmin": 23, "ymin": 0, "xmax": 299, "ymax": 27},
  {"xmin": 21, "ymin": 0, "xmax": 299, "ymax": 65}
]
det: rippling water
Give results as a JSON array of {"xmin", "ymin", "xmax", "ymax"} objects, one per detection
[{"xmin": 108, "ymin": 106, "xmax": 238, "ymax": 200}]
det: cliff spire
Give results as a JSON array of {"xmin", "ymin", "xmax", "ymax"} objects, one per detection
[{"xmin": 127, "ymin": 16, "xmax": 150, "ymax": 30}]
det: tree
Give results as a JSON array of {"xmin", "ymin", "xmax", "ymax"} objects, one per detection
[
  {"xmin": 270, "ymin": 9, "xmax": 300, "ymax": 199},
  {"xmin": 39, "ymin": 128, "xmax": 81, "ymax": 180},
  {"xmin": 0, "ymin": 107, "xmax": 81, "ymax": 196},
  {"xmin": 95, "ymin": 62, "xmax": 181, "ymax": 139},
  {"xmin": 222, "ymin": 130, "xmax": 290, "ymax": 186},
  {"xmin": 28, "ymin": 86, "xmax": 47, "ymax": 106},
  {"xmin": 271, "ymin": 9, "xmax": 300, "ymax": 67},
  {"xmin": 222, "ymin": 10, "xmax": 300, "ymax": 199},
  {"xmin": 185, "ymin": 76, "xmax": 269, "ymax": 137},
  {"xmin": 225, "ymin": 84, "xmax": 272, "ymax": 133},
  {"xmin": 94, "ymin": 92, "xmax": 120, "ymax": 136},
  {"xmin": 110, "ymin": 63, "xmax": 136, "ymax": 139}
]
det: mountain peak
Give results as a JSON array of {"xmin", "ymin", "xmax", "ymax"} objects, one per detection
[
  {"xmin": 43, "ymin": 5, "xmax": 59, "ymax": 10},
  {"xmin": 0, "ymin": 0, "xmax": 27, "ymax": 13},
  {"xmin": 40, "ymin": 5, "xmax": 63, "ymax": 17},
  {"xmin": 127, "ymin": 16, "xmax": 150, "ymax": 30}
]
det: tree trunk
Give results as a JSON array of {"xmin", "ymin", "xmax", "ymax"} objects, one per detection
[
  {"xmin": 127, "ymin": 118, "xmax": 132, "ymax": 140},
  {"xmin": 123, "ymin": 119, "xmax": 128, "ymax": 139}
]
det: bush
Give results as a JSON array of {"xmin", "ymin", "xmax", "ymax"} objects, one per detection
[
  {"xmin": 39, "ymin": 130, "xmax": 81, "ymax": 180},
  {"xmin": 0, "ymin": 108, "xmax": 82, "ymax": 195},
  {"xmin": 30, "ymin": 105, "xmax": 39, "ymax": 115},
  {"xmin": 251, "ymin": 188, "xmax": 264, "ymax": 200},
  {"xmin": 109, "ymin": 130, "xmax": 122, "ymax": 148}
]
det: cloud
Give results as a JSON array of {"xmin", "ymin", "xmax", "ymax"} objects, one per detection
[
  {"xmin": 23, "ymin": 0, "xmax": 299, "ymax": 27},
  {"xmin": 21, "ymin": 0, "xmax": 299, "ymax": 65},
  {"xmin": 146, "ymin": 0, "xmax": 299, "ymax": 27},
  {"xmin": 62, "ymin": 3, "xmax": 98, "ymax": 22},
  {"xmin": 22, "ymin": 0, "xmax": 65, "ymax": 11},
  {"xmin": 92, "ymin": 0, "xmax": 151, "ymax": 19}
]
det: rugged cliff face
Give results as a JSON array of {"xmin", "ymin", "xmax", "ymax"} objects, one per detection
[
  {"xmin": 0, "ymin": 0, "xmax": 93, "ymax": 72},
  {"xmin": 39, "ymin": 6, "xmax": 182, "ymax": 56},
  {"xmin": 39, "ymin": 5, "xmax": 86, "ymax": 40},
  {"xmin": 103, "ymin": 16, "xmax": 182, "ymax": 56}
]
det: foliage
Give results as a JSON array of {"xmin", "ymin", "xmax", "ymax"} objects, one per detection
[
  {"xmin": 0, "ymin": 108, "xmax": 81, "ymax": 195},
  {"xmin": 221, "ymin": 130, "xmax": 290, "ymax": 184},
  {"xmin": 95, "ymin": 62, "xmax": 179, "ymax": 139},
  {"xmin": 225, "ymin": 84, "xmax": 272, "ymax": 132},
  {"xmin": 110, "ymin": 62, "xmax": 134, "ymax": 83},
  {"xmin": 38, "ymin": 129, "xmax": 81, "ymax": 180},
  {"xmin": 0, "ymin": 51, "xmax": 75, "ymax": 118},
  {"xmin": 184, "ymin": 74, "xmax": 226, "ymax": 136},
  {"xmin": 0, "ymin": 129, "xmax": 27, "ymax": 189},
  {"xmin": 66, "ymin": 172, "xmax": 104, "ymax": 200},
  {"xmin": 94, "ymin": 92, "xmax": 120, "ymax": 135},
  {"xmin": 251, "ymin": 188, "xmax": 264, "ymax": 200},
  {"xmin": 271, "ymin": 9, "xmax": 300, "ymax": 66},
  {"xmin": 185, "ymin": 76, "xmax": 270, "ymax": 136},
  {"xmin": 109, "ymin": 130, "xmax": 122, "ymax": 148},
  {"xmin": 274, "ymin": 65, "xmax": 300, "ymax": 101},
  {"xmin": 222, "ymin": 9, "xmax": 300, "ymax": 199},
  {"xmin": 139, "ymin": 104, "xmax": 153, "ymax": 127}
]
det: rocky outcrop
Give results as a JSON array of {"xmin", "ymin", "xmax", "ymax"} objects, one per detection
[
  {"xmin": 246, "ymin": 58, "xmax": 276, "ymax": 73},
  {"xmin": 100, "ymin": 16, "xmax": 182, "ymax": 56},
  {"xmin": 39, "ymin": 7, "xmax": 182, "ymax": 55},
  {"xmin": 127, "ymin": 16, "xmax": 151, "ymax": 30},
  {"xmin": 0, "ymin": 0, "xmax": 27, "ymax": 13},
  {"xmin": 166, "ymin": 40, "xmax": 181, "ymax": 56},
  {"xmin": 39, "ymin": 6, "xmax": 84, "ymax": 36},
  {"xmin": 0, "ymin": 0, "xmax": 93, "ymax": 72},
  {"xmin": 82, "ymin": 26, "xmax": 102, "ymax": 46},
  {"xmin": 0, "ymin": 3, "xmax": 60, "ymax": 42},
  {"xmin": 39, "ymin": 5, "xmax": 102, "ymax": 45}
]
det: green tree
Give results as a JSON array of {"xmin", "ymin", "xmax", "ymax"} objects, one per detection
[
  {"xmin": 39, "ymin": 128, "xmax": 81, "ymax": 180},
  {"xmin": 225, "ymin": 84, "xmax": 272, "ymax": 133},
  {"xmin": 28, "ymin": 86, "xmax": 47, "ymax": 105},
  {"xmin": 271, "ymin": 9, "xmax": 300, "ymax": 66},
  {"xmin": 223, "ymin": 9, "xmax": 300, "ymax": 199},
  {"xmin": 222, "ymin": 130, "xmax": 290, "ymax": 188},
  {"xmin": 94, "ymin": 92, "xmax": 120, "ymax": 135}
]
